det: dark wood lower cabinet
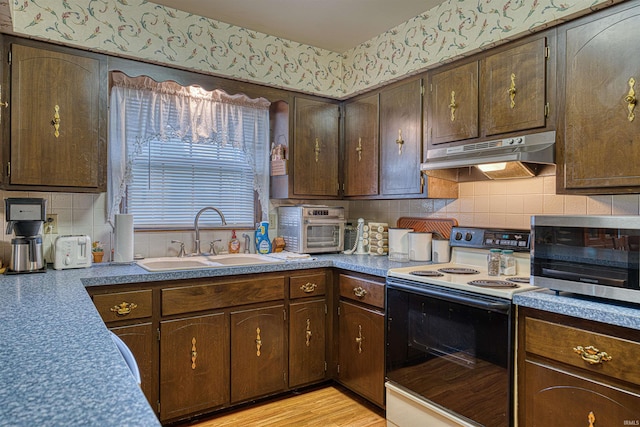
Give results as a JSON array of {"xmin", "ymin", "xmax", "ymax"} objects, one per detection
[
  {"xmin": 337, "ymin": 299, "xmax": 385, "ymax": 407},
  {"xmin": 160, "ymin": 313, "xmax": 230, "ymax": 421},
  {"xmin": 230, "ymin": 304, "xmax": 286, "ymax": 403},
  {"xmin": 110, "ymin": 323, "xmax": 155, "ymax": 406},
  {"xmin": 289, "ymin": 298, "xmax": 326, "ymax": 388}
]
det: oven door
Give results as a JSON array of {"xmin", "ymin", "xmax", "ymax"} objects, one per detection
[
  {"xmin": 302, "ymin": 219, "xmax": 344, "ymax": 253},
  {"xmin": 386, "ymin": 278, "xmax": 514, "ymax": 427}
]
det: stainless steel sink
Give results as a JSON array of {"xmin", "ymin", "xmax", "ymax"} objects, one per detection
[{"xmin": 136, "ymin": 254, "xmax": 283, "ymax": 272}]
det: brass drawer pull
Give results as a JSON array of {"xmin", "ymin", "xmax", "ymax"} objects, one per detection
[
  {"xmin": 305, "ymin": 318, "xmax": 312, "ymax": 347},
  {"xmin": 300, "ymin": 282, "xmax": 317, "ymax": 293},
  {"xmin": 110, "ymin": 301, "xmax": 138, "ymax": 316},
  {"xmin": 588, "ymin": 411, "xmax": 595, "ymax": 427},
  {"xmin": 356, "ymin": 137, "xmax": 363, "ymax": 161},
  {"xmin": 573, "ymin": 345, "xmax": 612, "ymax": 365},
  {"xmin": 449, "ymin": 91, "xmax": 457, "ymax": 122},
  {"xmin": 355, "ymin": 324, "xmax": 364, "ymax": 354},
  {"xmin": 396, "ymin": 129, "xmax": 404, "ymax": 155},
  {"xmin": 256, "ymin": 327, "xmax": 262, "ymax": 357},
  {"xmin": 353, "ymin": 286, "xmax": 367, "ymax": 298},
  {"xmin": 314, "ymin": 138, "xmax": 320, "ymax": 162},
  {"xmin": 191, "ymin": 337, "xmax": 197, "ymax": 369}
]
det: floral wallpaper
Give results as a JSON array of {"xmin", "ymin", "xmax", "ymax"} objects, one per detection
[{"xmin": 2, "ymin": 0, "xmax": 618, "ymax": 98}]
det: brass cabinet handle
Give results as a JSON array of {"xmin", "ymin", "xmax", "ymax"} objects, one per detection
[
  {"xmin": 395, "ymin": 129, "xmax": 404, "ymax": 155},
  {"xmin": 255, "ymin": 327, "xmax": 262, "ymax": 356},
  {"xmin": 573, "ymin": 345, "xmax": 612, "ymax": 365},
  {"xmin": 356, "ymin": 137, "xmax": 363, "ymax": 161},
  {"xmin": 110, "ymin": 301, "xmax": 138, "ymax": 316},
  {"xmin": 305, "ymin": 318, "xmax": 312, "ymax": 347},
  {"xmin": 588, "ymin": 411, "xmax": 595, "ymax": 427},
  {"xmin": 300, "ymin": 282, "xmax": 317, "ymax": 293},
  {"xmin": 625, "ymin": 77, "xmax": 637, "ymax": 122},
  {"xmin": 355, "ymin": 324, "xmax": 364, "ymax": 354},
  {"xmin": 0, "ymin": 86, "xmax": 8, "ymax": 123},
  {"xmin": 314, "ymin": 138, "xmax": 320, "ymax": 162},
  {"xmin": 191, "ymin": 337, "xmax": 197, "ymax": 369},
  {"xmin": 52, "ymin": 105, "xmax": 61, "ymax": 138},
  {"xmin": 353, "ymin": 286, "xmax": 367, "ymax": 298},
  {"xmin": 449, "ymin": 91, "xmax": 457, "ymax": 122},
  {"xmin": 508, "ymin": 73, "xmax": 517, "ymax": 108}
]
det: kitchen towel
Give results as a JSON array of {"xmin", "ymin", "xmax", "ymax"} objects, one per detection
[{"xmin": 114, "ymin": 214, "xmax": 134, "ymax": 263}]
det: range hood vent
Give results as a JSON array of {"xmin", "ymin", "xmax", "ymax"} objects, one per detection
[{"xmin": 421, "ymin": 131, "xmax": 556, "ymax": 181}]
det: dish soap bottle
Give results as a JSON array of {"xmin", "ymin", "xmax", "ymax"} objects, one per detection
[
  {"xmin": 228, "ymin": 230, "xmax": 240, "ymax": 254},
  {"xmin": 255, "ymin": 221, "xmax": 272, "ymax": 254}
]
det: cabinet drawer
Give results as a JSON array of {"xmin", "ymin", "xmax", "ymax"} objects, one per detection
[
  {"xmin": 289, "ymin": 272, "xmax": 326, "ymax": 299},
  {"xmin": 93, "ymin": 289, "xmax": 152, "ymax": 323},
  {"xmin": 162, "ymin": 276, "xmax": 285, "ymax": 316},
  {"xmin": 339, "ymin": 274, "xmax": 384, "ymax": 309},
  {"xmin": 525, "ymin": 316, "xmax": 640, "ymax": 385}
]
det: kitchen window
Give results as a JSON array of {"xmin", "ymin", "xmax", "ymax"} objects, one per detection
[{"xmin": 107, "ymin": 72, "xmax": 270, "ymax": 229}]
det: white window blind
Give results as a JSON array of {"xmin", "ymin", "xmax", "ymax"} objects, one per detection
[{"xmin": 107, "ymin": 72, "xmax": 271, "ymax": 228}]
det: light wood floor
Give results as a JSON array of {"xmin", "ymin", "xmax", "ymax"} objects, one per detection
[{"xmin": 183, "ymin": 385, "xmax": 386, "ymax": 427}]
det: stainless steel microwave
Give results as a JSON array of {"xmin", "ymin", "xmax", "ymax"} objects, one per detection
[
  {"xmin": 531, "ymin": 215, "xmax": 640, "ymax": 304},
  {"xmin": 277, "ymin": 205, "xmax": 345, "ymax": 254}
]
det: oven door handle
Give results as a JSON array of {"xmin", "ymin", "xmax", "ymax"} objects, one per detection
[
  {"xmin": 304, "ymin": 218, "xmax": 344, "ymax": 224},
  {"xmin": 387, "ymin": 280, "xmax": 511, "ymax": 314}
]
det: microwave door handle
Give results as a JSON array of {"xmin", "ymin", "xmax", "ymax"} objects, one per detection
[{"xmin": 541, "ymin": 267, "xmax": 627, "ymax": 287}]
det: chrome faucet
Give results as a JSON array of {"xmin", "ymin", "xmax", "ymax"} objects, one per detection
[
  {"xmin": 242, "ymin": 233, "xmax": 251, "ymax": 253},
  {"xmin": 194, "ymin": 207, "xmax": 227, "ymax": 255}
]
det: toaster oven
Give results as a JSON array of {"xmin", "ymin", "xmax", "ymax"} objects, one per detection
[{"xmin": 277, "ymin": 205, "xmax": 345, "ymax": 253}]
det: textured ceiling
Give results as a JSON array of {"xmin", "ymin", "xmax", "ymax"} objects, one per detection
[{"xmin": 151, "ymin": 0, "xmax": 444, "ymax": 52}]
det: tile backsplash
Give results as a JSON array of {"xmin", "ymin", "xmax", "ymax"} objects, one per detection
[{"xmin": 3, "ymin": 175, "xmax": 638, "ymax": 264}]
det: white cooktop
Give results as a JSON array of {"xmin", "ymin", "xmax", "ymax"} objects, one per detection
[{"xmin": 388, "ymin": 247, "xmax": 540, "ymax": 299}]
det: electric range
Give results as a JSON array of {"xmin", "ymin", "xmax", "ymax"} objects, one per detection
[{"xmin": 387, "ymin": 226, "xmax": 538, "ymax": 299}]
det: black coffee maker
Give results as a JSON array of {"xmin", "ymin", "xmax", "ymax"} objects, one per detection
[{"xmin": 5, "ymin": 198, "xmax": 46, "ymax": 272}]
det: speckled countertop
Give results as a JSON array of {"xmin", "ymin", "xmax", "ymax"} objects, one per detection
[
  {"xmin": 2, "ymin": 253, "xmax": 639, "ymax": 427},
  {"xmin": 0, "ymin": 253, "xmax": 418, "ymax": 427}
]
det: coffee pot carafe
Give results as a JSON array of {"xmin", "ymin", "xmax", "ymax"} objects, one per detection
[{"xmin": 5, "ymin": 198, "xmax": 46, "ymax": 273}]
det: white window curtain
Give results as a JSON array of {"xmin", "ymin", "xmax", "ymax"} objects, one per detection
[{"xmin": 107, "ymin": 72, "xmax": 271, "ymax": 226}]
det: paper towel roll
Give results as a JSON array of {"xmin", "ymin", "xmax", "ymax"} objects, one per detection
[{"xmin": 114, "ymin": 214, "xmax": 134, "ymax": 263}]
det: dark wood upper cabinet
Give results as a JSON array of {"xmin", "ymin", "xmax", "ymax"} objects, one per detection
[
  {"xmin": 427, "ymin": 31, "xmax": 553, "ymax": 150},
  {"xmin": 343, "ymin": 93, "xmax": 379, "ymax": 197},
  {"xmin": 293, "ymin": 96, "xmax": 340, "ymax": 197},
  {"xmin": 557, "ymin": 1, "xmax": 640, "ymax": 193},
  {"xmin": 482, "ymin": 37, "xmax": 548, "ymax": 136},
  {"xmin": 429, "ymin": 61, "xmax": 479, "ymax": 146},
  {"xmin": 379, "ymin": 78, "xmax": 424, "ymax": 196},
  {"xmin": 6, "ymin": 39, "xmax": 107, "ymax": 192}
]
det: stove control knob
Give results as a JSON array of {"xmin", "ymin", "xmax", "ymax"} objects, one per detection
[
  {"xmin": 455, "ymin": 231, "xmax": 463, "ymax": 240},
  {"xmin": 465, "ymin": 232, "xmax": 473, "ymax": 241}
]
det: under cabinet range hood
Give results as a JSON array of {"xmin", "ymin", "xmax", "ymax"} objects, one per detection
[{"xmin": 422, "ymin": 131, "xmax": 556, "ymax": 181}]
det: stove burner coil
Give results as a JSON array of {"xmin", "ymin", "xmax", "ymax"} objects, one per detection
[
  {"xmin": 438, "ymin": 268, "xmax": 480, "ymax": 275},
  {"xmin": 506, "ymin": 276, "xmax": 530, "ymax": 284},
  {"xmin": 468, "ymin": 279, "xmax": 519, "ymax": 288},
  {"xmin": 409, "ymin": 270, "xmax": 445, "ymax": 277}
]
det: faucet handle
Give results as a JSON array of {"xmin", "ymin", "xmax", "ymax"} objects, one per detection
[
  {"xmin": 209, "ymin": 239, "xmax": 222, "ymax": 256},
  {"xmin": 171, "ymin": 240, "xmax": 186, "ymax": 258}
]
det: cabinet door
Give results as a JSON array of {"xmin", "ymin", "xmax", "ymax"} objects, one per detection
[
  {"xmin": 482, "ymin": 37, "xmax": 548, "ymax": 136},
  {"xmin": 110, "ymin": 323, "xmax": 155, "ymax": 408},
  {"xmin": 379, "ymin": 79, "xmax": 423, "ymax": 196},
  {"xmin": 429, "ymin": 61, "xmax": 479, "ymax": 145},
  {"xmin": 231, "ymin": 304, "xmax": 286, "ymax": 403},
  {"xmin": 293, "ymin": 97, "xmax": 339, "ymax": 197},
  {"xmin": 344, "ymin": 93, "xmax": 378, "ymax": 197},
  {"xmin": 9, "ymin": 43, "xmax": 105, "ymax": 189},
  {"xmin": 289, "ymin": 299, "xmax": 326, "ymax": 388},
  {"xmin": 160, "ymin": 313, "xmax": 229, "ymax": 421},
  {"xmin": 560, "ymin": 5, "xmax": 640, "ymax": 190},
  {"xmin": 338, "ymin": 300, "xmax": 385, "ymax": 407},
  {"xmin": 522, "ymin": 361, "xmax": 640, "ymax": 426}
]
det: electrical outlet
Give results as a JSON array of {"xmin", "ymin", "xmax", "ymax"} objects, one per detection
[{"xmin": 46, "ymin": 214, "xmax": 58, "ymax": 234}]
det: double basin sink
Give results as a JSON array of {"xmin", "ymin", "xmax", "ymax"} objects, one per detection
[{"xmin": 137, "ymin": 253, "xmax": 284, "ymax": 272}]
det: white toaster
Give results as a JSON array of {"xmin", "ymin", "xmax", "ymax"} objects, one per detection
[{"xmin": 54, "ymin": 235, "xmax": 92, "ymax": 270}]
